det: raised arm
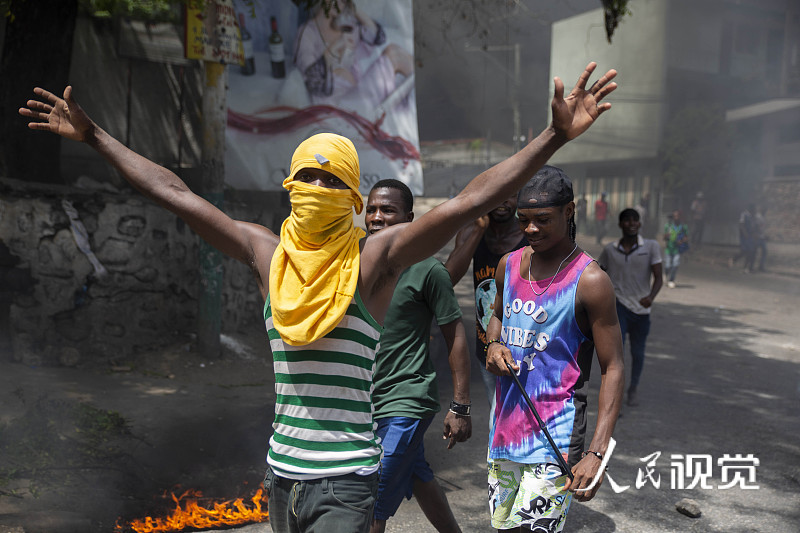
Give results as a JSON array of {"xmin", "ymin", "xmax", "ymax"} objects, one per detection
[
  {"xmin": 19, "ymin": 87, "xmax": 278, "ymax": 296},
  {"xmin": 373, "ymin": 63, "xmax": 617, "ymax": 273},
  {"xmin": 352, "ymin": 2, "xmax": 381, "ymax": 44},
  {"xmin": 444, "ymin": 216, "xmax": 488, "ymax": 285}
]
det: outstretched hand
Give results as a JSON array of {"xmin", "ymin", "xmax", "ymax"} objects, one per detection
[
  {"xmin": 551, "ymin": 62, "xmax": 617, "ymax": 140},
  {"xmin": 19, "ymin": 86, "xmax": 95, "ymax": 143}
]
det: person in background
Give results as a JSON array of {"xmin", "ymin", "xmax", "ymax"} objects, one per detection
[
  {"xmin": 576, "ymin": 193, "xmax": 588, "ymax": 233},
  {"xmin": 594, "ymin": 192, "xmax": 609, "ymax": 244},
  {"xmin": 729, "ymin": 204, "xmax": 756, "ymax": 273},
  {"xmin": 599, "ymin": 209, "xmax": 662, "ymax": 407},
  {"xmin": 633, "ymin": 192, "xmax": 649, "ymax": 237},
  {"xmin": 690, "ymin": 191, "xmax": 707, "ymax": 245},
  {"xmin": 663, "ymin": 209, "xmax": 689, "ymax": 288},
  {"xmin": 444, "ymin": 196, "xmax": 527, "ymax": 421},
  {"xmin": 754, "ymin": 205, "xmax": 768, "ymax": 272}
]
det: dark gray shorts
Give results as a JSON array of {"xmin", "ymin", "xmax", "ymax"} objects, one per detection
[{"xmin": 264, "ymin": 466, "xmax": 379, "ymax": 533}]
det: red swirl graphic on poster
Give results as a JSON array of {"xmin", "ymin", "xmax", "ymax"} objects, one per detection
[
  {"xmin": 224, "ymin": 0, "xmax": 422, "ymax": 193},
  {"xmin": 228, "ymin": 106, "xmax": 419, "ymax": 164}
]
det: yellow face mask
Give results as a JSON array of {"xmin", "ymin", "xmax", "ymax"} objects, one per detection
[
  {"xmin": 282, "ymin": 181, "xmax": 360, "ymax": 246},
  {"xmin": 268, "ymin": 136, "xmax": 365, "ymax": 346}
]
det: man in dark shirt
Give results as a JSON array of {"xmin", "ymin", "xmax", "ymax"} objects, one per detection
[{"xmin": 445, "ymin": 197, "xmax": 528, "ymax": 416}]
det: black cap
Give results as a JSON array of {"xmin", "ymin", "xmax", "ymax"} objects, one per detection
[{"xmin": 517, "ymin": 165, "xmax": 574, "ymax": 209}]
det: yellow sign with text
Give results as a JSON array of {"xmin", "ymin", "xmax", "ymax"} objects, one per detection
[{"xmin": 184, "ymin": 0, "xmax": 244, "ymax": 65}]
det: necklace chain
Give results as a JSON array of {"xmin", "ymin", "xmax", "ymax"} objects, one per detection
[{"xmin": 527, "ymin": 242, "xmax": 579, "ymax": 296}]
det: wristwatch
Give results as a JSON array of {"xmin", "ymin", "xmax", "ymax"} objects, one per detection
[{"xmin": 449, "ymin": 400, "xmax": 471, "ymax": 416}]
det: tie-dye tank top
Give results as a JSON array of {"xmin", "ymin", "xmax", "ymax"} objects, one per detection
[{"xmin": 489, "ymin": 248, "xmax": 595, "ymax": 466}]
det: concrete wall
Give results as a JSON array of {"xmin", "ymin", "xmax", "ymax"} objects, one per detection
[
  {"xmin": 0, "ymin": 178, "xmax": 288, "ymax": 367},
  {"xmin": 61, "ymin": 16, "xmax": 204, "ymax": 187},
  {"xmin": 549, "ymin": 0, "xmax": 669, "ymax": 165},
  {"xmin": 548, "ymin": 0, "xmax": 800, "ymax": 245},
  {"xmin": 666, "ymin": 1, "xmax": 726, "ymax": 75},
  {"xmin": 0, "ymin": 14, "xmax": 298, "ymax": 366},
  {"xmin": 762, "ymin": 180, "xmax": 800, "ymax": 243}
]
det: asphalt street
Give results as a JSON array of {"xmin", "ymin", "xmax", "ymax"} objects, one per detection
[
  {"xmin": 383, "ymin": 234, "xmax": 800, "ymax": 533},
  {"xmin": 1, "ymin": 210, "xmax": 798, "ymax": 533},
  {"xmin": 202, "ymin": 231, "xmax": 800, "ymax": 533}
]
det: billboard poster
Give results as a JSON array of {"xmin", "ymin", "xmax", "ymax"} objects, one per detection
[{"xmin": 225, "ymin": 0, "xmax": 422, "ymax": 195}]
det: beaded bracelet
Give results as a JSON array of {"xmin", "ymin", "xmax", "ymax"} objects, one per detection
[
  {"xmin": 485, "ymin": 339, "xmax": 505, "ymax": 353},
  {"xmin": 582, "ymin": 450, "xmax": 603, "ymax": 460}
]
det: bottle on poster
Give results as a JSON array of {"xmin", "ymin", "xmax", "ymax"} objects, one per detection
[
  {"xmin": 269, "ymin": 16, "xmax": 286, "ymax": 79},
  {"xmin": 238, "ymin": 13, "xmax": 255, "ymax": 76}
]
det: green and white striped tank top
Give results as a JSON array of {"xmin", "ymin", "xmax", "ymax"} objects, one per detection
[{"xmin": 264, "ymin": 290, "xmax": 383, "ymax": 480}]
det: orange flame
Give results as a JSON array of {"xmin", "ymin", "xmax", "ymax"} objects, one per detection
[{"xmin": 116, "ymin": 488, "xmax": 268, "ymax": 533}]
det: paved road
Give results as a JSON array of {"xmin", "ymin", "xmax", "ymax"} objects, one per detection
[
  {"xmin": 2, "ymin": 201, "xmax": 798, "ymax": 533},
  {"xmin": 386, "ymin": 231, "xmax": 800, "ymax": 533}
]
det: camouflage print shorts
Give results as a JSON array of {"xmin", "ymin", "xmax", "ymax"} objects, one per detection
[{"xmin": 488, "ymin": 459, "xmax": 572, "ymax": 532}]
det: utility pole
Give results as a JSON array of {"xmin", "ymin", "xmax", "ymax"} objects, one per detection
[
  {"xmin": 197, "ymin": 60, "xmax": 226, "ymax": 359},
  {"xmin": 188, "ymin": 0, "xmax": 238, "ymax": 359},
  {"xmin": 184, "ymin": 0, "xmax": 245, "ymax": 358}
]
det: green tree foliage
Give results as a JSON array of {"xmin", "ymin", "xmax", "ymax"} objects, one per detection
[
  {"xmin": 3, "ymin": 0, "xmax": 179, "ymax": 22},
  {"xmin": 78, "ymin": 0, "xmax": 180, "ymax": 21},
  {"xmin": 602, "ymin": 0, "xmax": 631, "ymax": 43}
]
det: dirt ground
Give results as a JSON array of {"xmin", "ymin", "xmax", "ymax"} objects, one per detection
[
  {"xmin": 1, "ymin": 220, "xmax": 800, "ymax": 533},
  {"xmin": 0, "ymin": 326, "xmax": 279, "ymax": 532}
]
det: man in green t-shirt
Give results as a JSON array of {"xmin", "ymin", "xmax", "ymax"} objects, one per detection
[{"xmin": 365, "ymin": 180, "xmax": 472, "ymax": 533}]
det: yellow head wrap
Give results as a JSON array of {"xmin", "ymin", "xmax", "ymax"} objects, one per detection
[
  {"xmin": 285, "ymin": 133, "xmax": 364, "ymax": 214},
  {"xmin": 268, "ymin": 133, "xmax": 366, "ymax": 346}
]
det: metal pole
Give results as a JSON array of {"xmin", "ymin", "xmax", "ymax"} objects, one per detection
[
  {"xmin": 505, "ymin": 361, "xmax": 574, "ymax": 480},
  {"xmin": 197, "ymin": 60, "xmax": 226, "ymax": 358}
]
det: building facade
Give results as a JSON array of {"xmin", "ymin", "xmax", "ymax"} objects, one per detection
[{"xmin": 550, "ymin": 0, "xmax": 800, "ymax": 243}]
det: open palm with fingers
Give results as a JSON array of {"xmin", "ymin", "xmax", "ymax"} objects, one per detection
[
  {"xmin": 19, "ymin": 86, "xmax": 94, "ymax": 143},
  {"xmin": 552, "ymin": 62, "xmax": 618, "ymax": 140}
]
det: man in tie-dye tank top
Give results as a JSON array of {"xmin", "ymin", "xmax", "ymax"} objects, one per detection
[{"xmin": 485, "ymin": 166, "xmax": 624, "ymax": 532}]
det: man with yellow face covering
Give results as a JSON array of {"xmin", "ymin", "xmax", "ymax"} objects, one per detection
[{"xmin": 21, "ymin": 62, "xmax": 618, "ymax": 533}]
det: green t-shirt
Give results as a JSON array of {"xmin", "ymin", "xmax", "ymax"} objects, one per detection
[
  {"xmin": 372, "ymin": 257, "xmax": 463, "ymax": 419},
  {"xmin": 664, "ymin": 222, "xmax": 688, "ymax": 254}
]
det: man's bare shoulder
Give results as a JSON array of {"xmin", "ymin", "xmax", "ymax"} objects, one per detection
[
  {"xmin": 577, "ymin": 259, "xmax": 615, "ymax": 304},
  {"xmin": 579, "ymin": 259, "xmax": 610, "ymax": 284}
]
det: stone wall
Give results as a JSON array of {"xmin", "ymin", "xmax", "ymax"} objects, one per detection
[
  {"xmin": 0, "ymin": 178, "xmax": 288, "ymax": 367},
  {"xmin": 761, "ymin": 180, "xmax": 800, "ymax": 243}
]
